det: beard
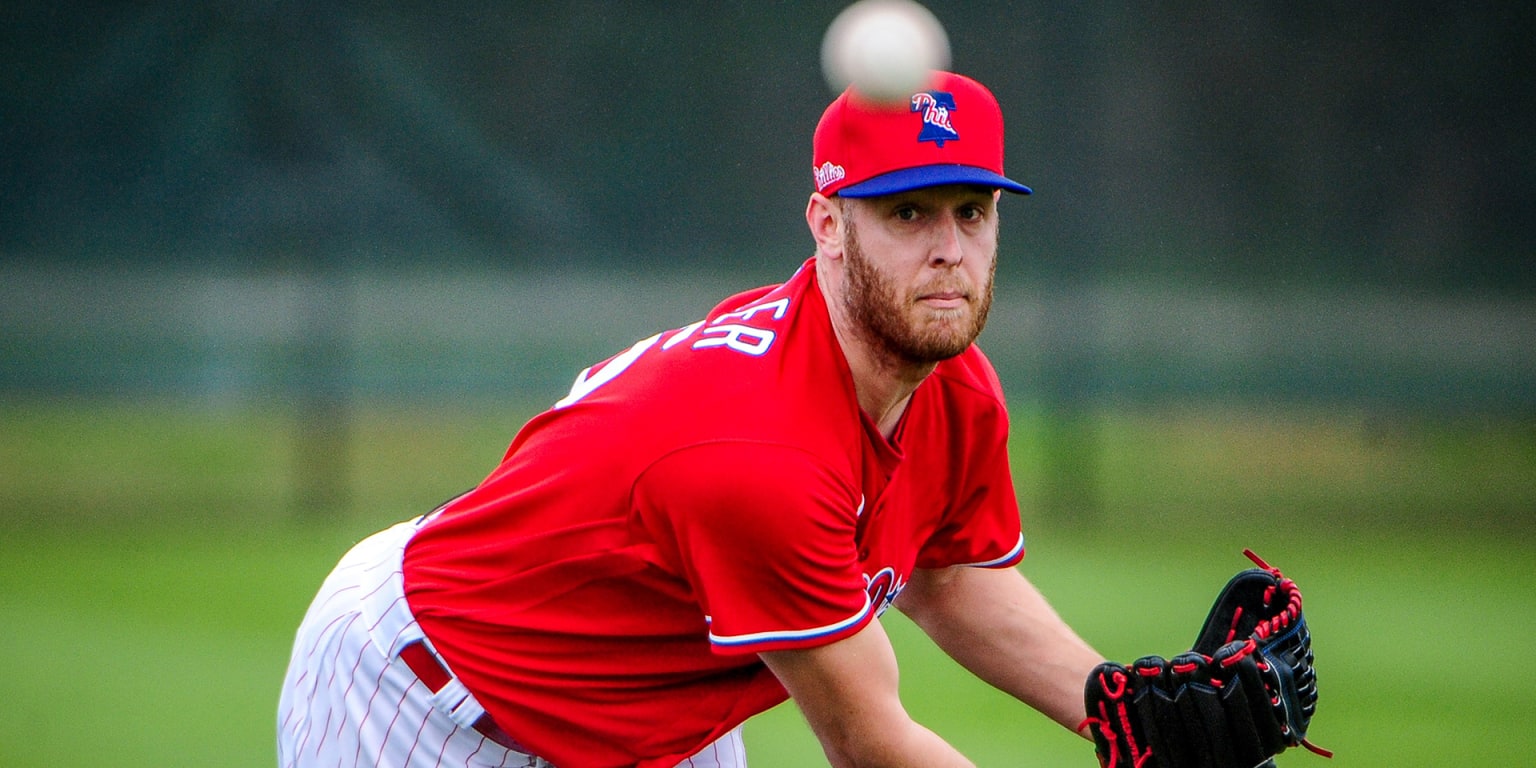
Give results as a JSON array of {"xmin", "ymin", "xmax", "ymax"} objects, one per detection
[{"xmin": 841, "ymin": 219, "xmax": 996, "ymax": 365}]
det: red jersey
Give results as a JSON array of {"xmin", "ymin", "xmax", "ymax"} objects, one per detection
[{"xmin": 403, "ymin": 259, "xmax": 1024, "ymax": 768}]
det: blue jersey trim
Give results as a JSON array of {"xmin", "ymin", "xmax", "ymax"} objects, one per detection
[
  {"xmin": 708, "ymin": 594, "xmax": 874, "ymax": 648},
  {"xmin": 959, "ymin": 533, "xmax": 1025, "ymax": 568}
]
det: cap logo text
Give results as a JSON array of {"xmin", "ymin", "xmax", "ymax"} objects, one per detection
[
  {"xmin": 911, "ymin": 91, "xmax": 958, "ymax": 147},
  {"xmin": 814, "ymin": 161, "xmax": 846, "ymax": 191}
]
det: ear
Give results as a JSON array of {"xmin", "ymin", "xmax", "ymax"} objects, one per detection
[{"xmin": 805, "ymin": 193, "xmax": 845, "ymax": 260}]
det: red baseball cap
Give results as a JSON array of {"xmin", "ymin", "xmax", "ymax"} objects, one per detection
[{"xmin": 812, "ymin": 70, "xmax": 1031, "ymax": 198}]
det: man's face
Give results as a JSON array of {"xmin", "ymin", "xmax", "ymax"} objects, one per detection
[{"xmin": 839, "ymin": 185, "xmax": 999, "ymax": 365}]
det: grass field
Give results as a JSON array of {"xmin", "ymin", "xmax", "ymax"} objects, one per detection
[{"xmin": 1, "ymin": 398, "xmax": 1533, "ymax": 767}]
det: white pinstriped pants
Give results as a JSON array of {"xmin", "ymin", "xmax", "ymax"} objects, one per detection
[{"xmin": 276, "ymin": 517, "xmax": 748, "ymax": 768}]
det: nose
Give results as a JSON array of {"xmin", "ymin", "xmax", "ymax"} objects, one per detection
[{"xmin": 928, "ymin": 212, "xmax": 965, "ymax": 267}]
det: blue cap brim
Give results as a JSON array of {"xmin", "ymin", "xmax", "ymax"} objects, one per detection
[{"xmin": 837, "ymin": 164, "xmax": 1032, "ymax": 198}]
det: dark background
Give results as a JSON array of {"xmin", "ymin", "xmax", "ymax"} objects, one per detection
[
  {"xmin": 5, "ymin": 2, "xmax": 1531, "ymax": 290},
  {"xmin": 2, "ymin": 2, "xmax": 1533, "ymax": 440}
]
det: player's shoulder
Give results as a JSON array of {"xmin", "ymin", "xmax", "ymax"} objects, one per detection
[{"xmin": 930, "ymin": 343, "xmax": 1008, "ymax": 410}]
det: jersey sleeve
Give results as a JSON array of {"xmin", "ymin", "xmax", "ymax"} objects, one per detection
[
  {"xmin": 915, "ymin": 355, "xmax": 1026, "ymax": 570},
  {"xmin": 917, "ymin": 461, "xmax": 1024, "ymax": 569},
  {"xmin": 631, "ymin": 441, "xmax": 876, "ymax": 655}
]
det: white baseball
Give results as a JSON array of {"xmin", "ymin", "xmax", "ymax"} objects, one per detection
[{"xmin": 821, "ymin": 0, "xmax": 952, "ymax": 104}]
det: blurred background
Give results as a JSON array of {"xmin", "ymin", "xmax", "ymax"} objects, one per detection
[{"xmin": 1, "ymin": 2, "xmax": 1533, "ymax": 766}]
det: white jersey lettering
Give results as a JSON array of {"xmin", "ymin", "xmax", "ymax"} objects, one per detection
[
  {"xmin": 553, "ymin": 332, "xmax": 662, "ymax": 409},
  {"xmin": 692, "ymin": 324, "xmax": 775, "ymax": 356}
]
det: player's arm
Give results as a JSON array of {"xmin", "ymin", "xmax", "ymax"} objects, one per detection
[
  {"xmin": 894, "ymin": 564, "xmax": 1104, "ymax": 735},
  {"xmin": 759, "ymin": 619, "xmax": 976, "ymax": 768}
]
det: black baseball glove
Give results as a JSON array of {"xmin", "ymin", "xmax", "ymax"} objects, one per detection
[{"xmin": 1082, "ymin": 550, "xmax": 1328, "ymax": 768}]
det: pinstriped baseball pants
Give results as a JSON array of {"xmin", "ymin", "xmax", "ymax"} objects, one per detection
[{"xmin": 276, "ymin": 518, "xmax": 747, "ymax": 768}]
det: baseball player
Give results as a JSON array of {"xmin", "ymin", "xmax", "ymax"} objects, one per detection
[{"xmin": 279, "ymin": 70, "xmax": 1321, "ymax": 768}]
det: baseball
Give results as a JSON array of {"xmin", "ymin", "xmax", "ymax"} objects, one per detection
[{"xmin": 820, "ymin": 0, "xmax": 951, "ymax": 104}]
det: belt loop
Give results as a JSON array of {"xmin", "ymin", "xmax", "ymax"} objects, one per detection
[
  {"xmin": 432, "ymin": 677, "xmax": 486, "ymax": 730},
  {"xmin": 398, "ymin": 640, "xmax": 543, "ymax": 759}
]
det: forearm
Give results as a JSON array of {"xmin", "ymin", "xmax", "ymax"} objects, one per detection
[
  {"xmin": 761, "ymin": 620, "xmax": 977, "ymax": 768},
  {"xmin": 897, "ymin": 565, "xmax": 1104, "ymax": 733},
  {"xmin": 813, "ymin": 715, "xmax": 976, "ymax": 768}
]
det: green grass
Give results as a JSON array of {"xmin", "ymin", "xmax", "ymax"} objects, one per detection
[
  {"xmin": 0, "ymin": 528, "xmax": 348, "ymax": 765},
  {"xmin": 1, "ymin": 399, "xmax": 1533, "ymax": 766}
]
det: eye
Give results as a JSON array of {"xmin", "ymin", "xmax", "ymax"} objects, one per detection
[
  {"xmin": 893, "ymin": 205, "xmax": 920, "ymax": 222},
  {"xmin": 957, "ymin": 204, "xmax": 985, "ymax": 222}
]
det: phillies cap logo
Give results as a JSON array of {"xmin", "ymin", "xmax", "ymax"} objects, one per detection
[
  {"xmin": 814, "ymin": 160, "xmax": 846, "ymax": 191},
  {"xmin": 911, "ymin": 91, "xmax": 958, "ymax": 147}
]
